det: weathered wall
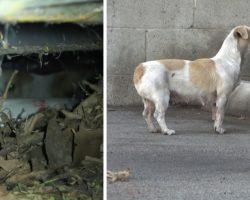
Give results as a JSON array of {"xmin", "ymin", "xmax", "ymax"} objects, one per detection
[{"xmin": 107, "ymin": 0, "xmax": 250, "ymax": 105}]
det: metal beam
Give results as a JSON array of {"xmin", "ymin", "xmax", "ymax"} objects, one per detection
[{"xmin": 0, "ymin": 23, "xmax": 102, "ymax": 55}]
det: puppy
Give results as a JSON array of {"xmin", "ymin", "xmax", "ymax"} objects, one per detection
[{"xmin": 133, "ymin": 26, "xmax": 250, "ymax": 135}]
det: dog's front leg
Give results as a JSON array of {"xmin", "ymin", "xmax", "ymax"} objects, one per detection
[{"xmin": 214, "ymin": 94, "xmax": 228, "ymax": 134}]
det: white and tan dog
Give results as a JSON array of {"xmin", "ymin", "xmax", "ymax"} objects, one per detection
[{"xmin": 133, "ymin": 26, "xmax": 250, "ymax": 135}]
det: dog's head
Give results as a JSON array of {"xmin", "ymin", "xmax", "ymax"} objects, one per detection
[
  {"xmin": 234, "ymin": 26, "xmax": 249, "ymax": 40},
  {"xmin": 233, "ymin": 25, "xmax": 250, "ymax": 53}
]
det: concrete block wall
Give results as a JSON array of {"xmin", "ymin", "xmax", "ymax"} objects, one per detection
[{"xmin": 107, "ymin": 0, "xmax": 250, "ymax": 105}]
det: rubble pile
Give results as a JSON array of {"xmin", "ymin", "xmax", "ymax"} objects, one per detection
[{"xmin": 0, "ymin": 78, "xmax": 103, "ymax": 200}]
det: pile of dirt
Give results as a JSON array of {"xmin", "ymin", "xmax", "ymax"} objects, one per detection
[{"xmin": 0, "ymin": 78, "xmax": 103, "ymax": 199}]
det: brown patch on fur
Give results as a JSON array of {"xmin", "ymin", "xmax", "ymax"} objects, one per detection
[
  {"xmin": 189, "ymin": 59, "xmax": 221, "ymax": 93},
  {"xmin": 133, "ymin": 63, "xmax": 145, "ymax": 84},
  {"xmin": 159, "ymin": 59, "xmax": 185, "ymax": 71}
]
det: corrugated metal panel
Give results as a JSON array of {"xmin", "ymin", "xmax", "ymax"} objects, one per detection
[{"xmin": 0, "ymin": 0, "xmax": 103, "ymax": 24}]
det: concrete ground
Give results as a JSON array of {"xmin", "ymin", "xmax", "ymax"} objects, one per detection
[{"xmin": 107, "ymin": 106, "xmax": 250, "ymax": 200}]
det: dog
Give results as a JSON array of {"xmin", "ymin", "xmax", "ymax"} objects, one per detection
[{"xmin": 133, "ymin": 25, "xmax": 250, "ymax": 135}]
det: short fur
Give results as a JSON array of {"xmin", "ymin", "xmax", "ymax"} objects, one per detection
[
  {"xmin": 134, "ymin": 26, "xmax": 250, "ymax": 135},
  {"xmin": 133, "ymin": 64, "xmax": 144, "ymax": 84}
]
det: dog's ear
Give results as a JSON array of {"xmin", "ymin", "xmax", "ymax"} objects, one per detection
[{"xmin": 234, "ymin": 27, "xmax": 248, "ymax": 40}]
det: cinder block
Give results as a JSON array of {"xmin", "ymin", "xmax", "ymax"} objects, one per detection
[
  {"xmin": 110, "ymin": 0, "xmax": 193, "ymax": 28},
  {"xmin": 107, "ymin": 28, "xmax": 146, "ymax": 75},
  {"xmin": 107, "ymin": 0, "xmax": 250, "ymax": 106},
  {"xmin": 194, "ymin": 0, "xmax": 250, "ymax": 28},
  {"xmin": 107, "ymin": 0, "xmax": 114, "ymax": 27},
  {"xmin": 107, "ymin": 75, "xmax": 141, "ymax": 105},
  {"xmin": 146, "ymin": 28, "xmax": 230, "ymax": 60}
]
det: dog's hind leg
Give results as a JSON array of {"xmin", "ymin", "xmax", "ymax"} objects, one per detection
[
  {"xmin": 211, "ymin": 102, "xmax": 217, "ymax": 121},
  {"xmin": 206, "ymin": 94, "xmax": 217, "ymax": 121},
  {"xmin": 142, "ymin": 98, "xmax": 158, "ymax": 133},
  {"xmin": 153, "ymin": 91, "xmax": 175, "ymax": 135}
]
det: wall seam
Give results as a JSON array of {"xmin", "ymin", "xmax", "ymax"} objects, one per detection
[
  {"xmin": 191, "ymin": 0, "xmax": 197, "ymax": 28},
  {"xmin": 111, "ymin": 0, "xmax": 116, "ymax": 26},
  {"xmin": 145, "ymin": 29, "xmax": 147, "ymax": 61}
]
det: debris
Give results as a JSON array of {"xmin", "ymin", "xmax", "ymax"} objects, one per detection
[
  {"xmin": 5, "ymin": 170, "xmax": 53, "ymax": 187},
  {"xmin": 45, "ymin": 117, "xmax": 74, "ymax": 168},
  {"xmin": 0, "ymin": 77, "xmax": 103, "ymax": 199},
  {"xmin": 107, "ymin": 170, "xmax": 130, "ymax": 183},
  {"xmin": 0, "ymin": 70, "xmax": 18, "ymax": 111},
  {"xmin": 73, "ymin": 79, "xmax": 103, "ymax": 129},
  {"xmin": 73, "ymin": 126, "xmax": 102, "ymax": 166},
  {"xmin": 0, "ymin": 157, "xmax": 25, "ymax": 172},
  {"xmin": 0, "ymin": 185, "xmax": 8, "ymax": 197},
  {"xmin": 22, "ymin": 113, "xmax": 45, "ymax": 135},
  {"xmin": 0, "ymin": 193, "xmax": 17, "ymax": 200},
  {"xmin": 17, "ymin": 131, "xmax": 44, "ymax": 147},
  {"xmin": 60, "ymin": 109, "xmax": 82, "ymax": 120},
  {"xmin": 85, "ymin": 156, "xmax": 102, "ymax": 164}
]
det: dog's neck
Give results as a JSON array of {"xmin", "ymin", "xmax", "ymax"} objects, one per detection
[{"xmin": 214, "ymin": 32, "xmax": 242, "ymax": 67}]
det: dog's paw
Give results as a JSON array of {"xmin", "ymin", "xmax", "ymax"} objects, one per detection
[
  {"xmin": 163, "ymin": 129, "xmax": 176, "ymax": 135},
  {"xmin": 215, "ymin": 127, "xmax": 226, "ymax": 134}
]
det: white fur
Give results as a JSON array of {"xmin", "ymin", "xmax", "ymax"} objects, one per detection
[{"xmin": 134, "ymin": 26, "xmax": 250, "ymax": 135}]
